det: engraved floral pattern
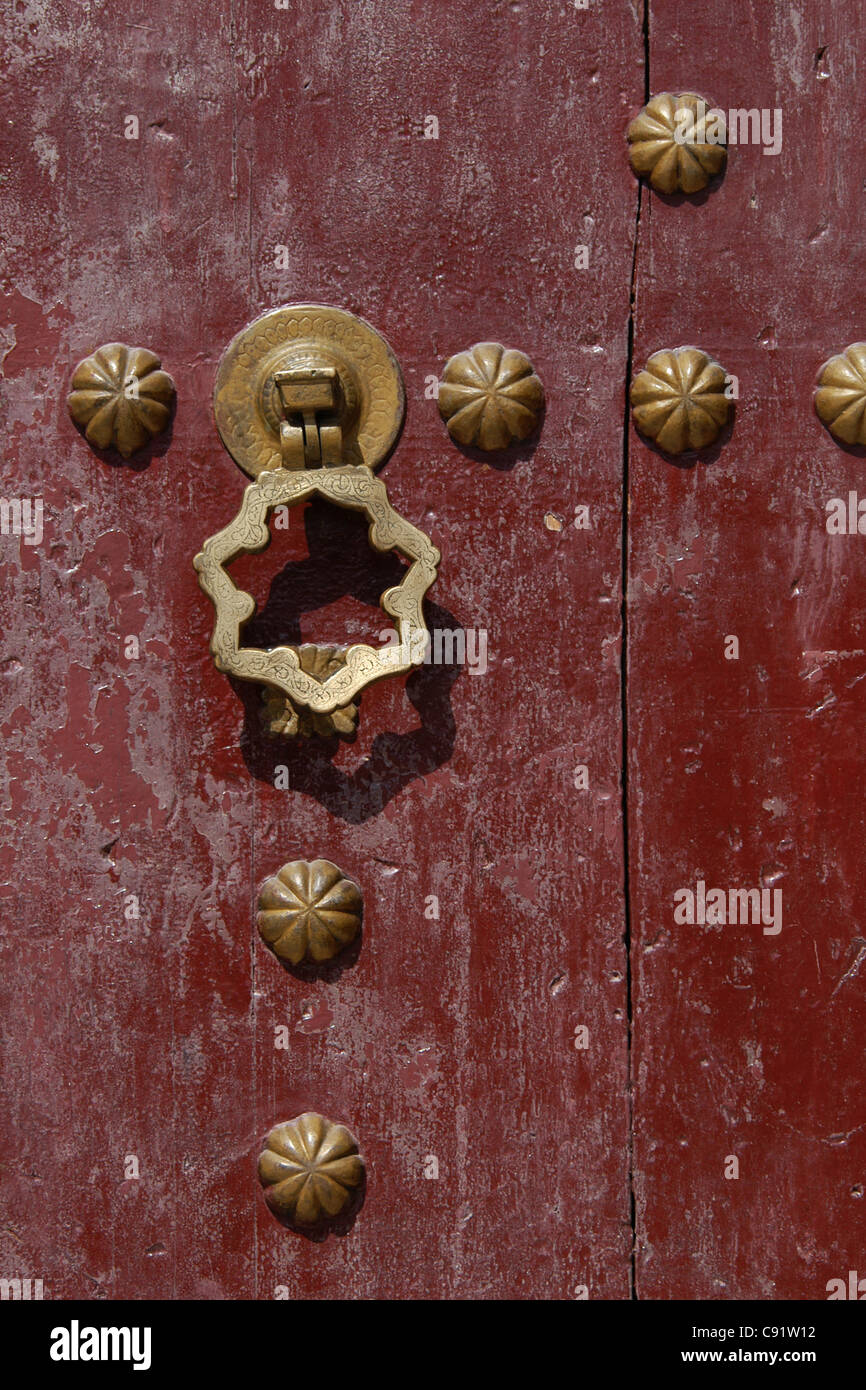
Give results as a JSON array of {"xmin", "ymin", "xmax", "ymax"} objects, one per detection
[
  {"xmin": 258, "ymin": 1113, "xmax": 364, "ymax": 1227},
  {"xmin": 438, "ymin": 342, "xmax": 544, "ymax": 450},
  {"xmin": 67, "ymin": 343, "xmax": 175, "ymax": 458},
  {"xmin": 214, "ymin": 305, "xmax": 404, "ymax": 476},
  {"xmin": 630, "ymin": 347, "xmax": 732, "ymax": 455},
  {"xmin": 627, "ymin": 92, "xmax": 727, "ymax": 195},
  {"xmin": 257, "ymin": 859, "xmax": 362, "ymax": 966},
  {"xmin": 815, "ymin": 343, "xmax": 866, "ymax": 446}
]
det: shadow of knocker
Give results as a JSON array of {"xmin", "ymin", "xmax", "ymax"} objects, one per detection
[
  {"xmin": 228, "ymin": 499, "xmax": 461, "ymax": 820},
  {"xmin": 235, "ymin": 596, "xmax": 461, "ymax": 824}
]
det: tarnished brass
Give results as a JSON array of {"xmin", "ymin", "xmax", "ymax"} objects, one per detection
[
  {"xmin": 258, "ymin": 1113, "xmax": 365, "ymax": 1230},
  {"xmin": 262, "ymin": 648, "xmax": 359, "ymax": 738},
  {"xmin": 257, "ymin": 859, "xmax": 362, "ymax": 966},
  {"xmin": 630, "ymin": 347, "xmax": 732, "ymax": 455},
  {"xmin": 67, "ymin": 343, "xmax": 175, "ymax": 458},
  {"xmin": 195, "ymin": 305, "xmax": 440, "ymax": 735},
  {"xmin": 194, "ymin": 464, "xmax": 439, "ymax": 720},
  {"xmin": 815, "ymin": 343, "xmax": 866, "ymax": 446},
  {"xmin": 274, "ymin": 366, "xmax": 344, "ymax": 468},
  {"xmin": 437, "ymin": 342, "xmax": 544, "ymax": 450},
  {"xmin": 213, "ymin": 304, "xmax": 404, "ymax": 477},
  {"xmin": 627, "ymin": 93, "xmax": 727, "ymax": 195}
]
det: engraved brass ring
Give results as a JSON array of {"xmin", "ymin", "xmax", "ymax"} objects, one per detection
[
  {"xmin": 193, "ymin": 466, "xmax": 439, "ymax": 714},
  {"xmin": 194, "ymin": 305, "xmax": 440, "ymax": 735}
]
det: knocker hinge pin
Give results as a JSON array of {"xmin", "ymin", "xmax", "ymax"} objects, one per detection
[{"xmin": 274, "ymin": 367, "xmax": 344, "ymax": 469}]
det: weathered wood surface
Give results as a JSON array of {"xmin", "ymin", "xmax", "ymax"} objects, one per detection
[
  {"xmin": 6, "ymin": 0, "xmax": 857, "ymax": 1306},
  {"xmin": 0, "ymin": 0, "xmax": 639, "ymax": 1298},
  {"xmin": 629, "ymin": 1, "xmax": 866, "ymax": 1299}
]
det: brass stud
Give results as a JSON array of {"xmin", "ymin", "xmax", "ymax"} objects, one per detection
[
  {"xmin": 257, "ymin": 859, "xmax": 362, "ymax": 966},
  {"xmin": 437, "ymin": 342, "xmax": 544, "ymax": 450},
  {"xmin": 630, "ymin": 347, "xmax": 733, "ymax": 455},
  {"xmin": 67, "ymin": 342, "xmax": 175, "ymax": 458},
  {"xmin": 815, "ymin": 343, "xmax": 866, "ymax": 446},
  {"xmin": 258, "ymin": 1113, "xmax": 365, "ymax": 1230},
  {"xmin": 627, "ymin": 93, "xmax": 727, "ymax": 195}
]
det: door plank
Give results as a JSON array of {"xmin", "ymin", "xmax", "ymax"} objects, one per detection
[
  {"xmin": 0, "ymin": 0, "xmax": 642, "ymax": 1298},
  {"xmin": 630, "ymin": 0, "xmax": 866, "ymax": 1298},
  {"xmin": 238, "ymin": 0, "xmax": 642, "ymax": 1300}
]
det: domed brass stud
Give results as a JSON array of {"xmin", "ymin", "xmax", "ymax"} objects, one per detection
[
  {"xmin": 67, "ymin": 343, "xmax": 175, "ymax": 458},
  {"xmin": 815, "ymin": 343, "xmax": 866, "ymax": 446},
  {"xmin": 256, "ymin": 859, "xmax": 362, "ymax": 966},
  {"xmin": 627, "ymin": 92, "xmax": 727, "ymax": 194},
  {"xmin": 437, "ymin": 342, "xmax": 544, "ymax": 450},
  {"xmin": 630, "ymin": 347, "xmax": 733, "ymax": 455},
  {"xmin": 258, "ymin": 1113, "xmax": 365, "ymax": 1231}
]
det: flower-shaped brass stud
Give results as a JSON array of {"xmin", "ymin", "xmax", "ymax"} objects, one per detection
[
  {"xmin": 67, "ymin": 343, "xmax": 175, "ymax": 458},
  {"xmin": 437, "ymin": 342, "xmax": 544, "ymax": 450},
  {"xmin": 630, "ymin": 347, "xmax": 732, "ymax": 455},
  {"xmin": 627, "ymin": 93, "xmax": 727, "ymax": 195},
  {"xmin": 815, "ymin": 344, "xmax": 866, "ymax": 446},
  {"xmin": 258, "ymin": 1113, "xmax": 365, "ymax": 1229},
  {"xmin": 257, "ymin": 859, "xmax": 362, "ymax": 966}
]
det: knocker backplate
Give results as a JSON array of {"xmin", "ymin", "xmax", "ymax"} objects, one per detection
[
  {"xmin": 193, "ymin": 466, "xmax": 440, "ymax": 715},
  {"xmin": 213, "ymin": 304, "xmax": 405, "ymax": 478}
]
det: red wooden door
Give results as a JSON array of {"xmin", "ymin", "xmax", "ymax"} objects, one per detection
[
  {"xmin": 0, "ymin": 0, "xmax": 638, "ymax": 1299},
  {"xmin": 2, "ymin": 0, "xmax": 863, "ymax": 1307}
]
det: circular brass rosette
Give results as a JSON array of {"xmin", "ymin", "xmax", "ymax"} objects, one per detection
[
  {"xmin": 213, "ymin": 304, "xmax": 405, "ymax": 477},
  {"xmin": 630, "ymin": 346, "xmax": 732, "ymax": 455},
  {"xmin": 815, "ymin": 343, "xmax": 866, "ymax": 446},
  {"xmin": 193, "ymin": 465, "xmax": 440, "ymax": 718},
  {"xmin": 258, "ymin": 1113, "xmax": 365, "ymax": 1230},
  {"xmin": 437, "ymin": 341, "xmax": 544, "ymax": 450},
  {"xmin": 627, "ymin": 92, "xmax": 727, "ymax": 195},
  {"xmin": 67, "ymin": 342, "xmax": 175, "ymax": 458},
  {"xmin": 257, "ymin": 859, "xmax": 362, "ymax": 966}
]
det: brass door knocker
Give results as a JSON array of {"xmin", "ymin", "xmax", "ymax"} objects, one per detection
[{"xmin": 194, "ymin": 305, "xmax": 440, "ymax": 736}]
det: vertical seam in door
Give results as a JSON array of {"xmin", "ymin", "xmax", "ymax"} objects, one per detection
[{"xmin": 621, "ymin": 0, "xmax": 650, "ymax": 1303}]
